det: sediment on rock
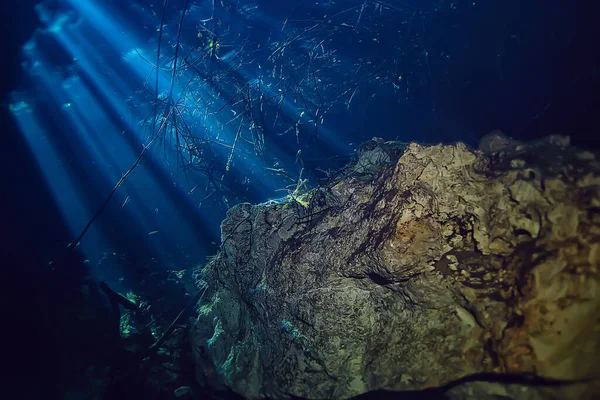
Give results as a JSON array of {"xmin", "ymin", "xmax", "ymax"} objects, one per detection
[{"xmin": 191, "ymin": 136, "xmax": 600, "ymax": 399}]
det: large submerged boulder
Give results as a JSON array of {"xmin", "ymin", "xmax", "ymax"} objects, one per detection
[{"xmin": 191, "ymin": 135, "xmax": 600, "ymax": 399}]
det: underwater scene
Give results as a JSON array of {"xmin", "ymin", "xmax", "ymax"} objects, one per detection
[{"xmin": 2, "ymin": 0, "xmax": 599, "ymax": 399}]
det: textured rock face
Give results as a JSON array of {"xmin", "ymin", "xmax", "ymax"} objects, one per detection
[{"xmin": 191, "ymin": 136, "xmax": 600, "ymax": 399}]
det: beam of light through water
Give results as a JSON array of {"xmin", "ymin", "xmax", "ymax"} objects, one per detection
[{"xmin": 10, "ymin": 0, "xmax": 352, "ymax": 280}]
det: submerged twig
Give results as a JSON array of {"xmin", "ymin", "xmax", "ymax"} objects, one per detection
[{"xmin": 65, "ymin": 0, "xmax": 192, "ymax": 254}]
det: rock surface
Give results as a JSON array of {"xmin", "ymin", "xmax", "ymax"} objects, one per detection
[{"xmin": 191, "ymin": 136, "xmax": 600, "ymax": 399}]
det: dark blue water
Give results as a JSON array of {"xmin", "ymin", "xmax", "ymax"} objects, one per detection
[{"xmin": 1, "ymin": 1, "xmax": 598, "ymax": 398}]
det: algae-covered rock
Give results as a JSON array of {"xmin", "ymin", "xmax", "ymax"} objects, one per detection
[{"xmin": 191, "ymin": 136, "xmax": 600, "ymax": 399}]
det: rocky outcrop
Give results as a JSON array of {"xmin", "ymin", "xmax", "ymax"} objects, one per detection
[{"xmin": 191, "ymin": 136, "xmax": 600, "ymax": 399}]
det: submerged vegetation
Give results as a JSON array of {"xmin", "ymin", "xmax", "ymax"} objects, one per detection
[{"xmin": 45, "ymin": 0, "xmax": 487, "ymax": 249}]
